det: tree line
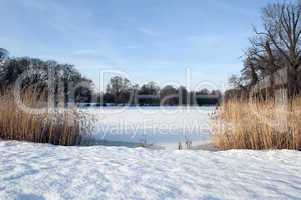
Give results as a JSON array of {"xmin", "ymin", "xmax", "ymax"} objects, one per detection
[
  {"xmin": 227, "ymin": 0, "xmax": 301, "ymax": 99},
  {"xmin": 95, "ymin": 76, "xmax": 222, "ymax": 106},
  {"xmin": 0, "ymin": 52, "xmax": 93, "ymax": 106},
  {"xmin": 0, "ymin": 51, "xmax": 221, "ymax": 107}
]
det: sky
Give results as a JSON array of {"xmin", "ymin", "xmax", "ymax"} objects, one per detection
[{"xmin": 0, "ymin": 0, "xmax": 289, "ymax": 92}]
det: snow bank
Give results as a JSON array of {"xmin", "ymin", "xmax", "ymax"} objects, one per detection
[{"xmin": 1, "ymin": 141, "xmax": 301, "ymax": 200}]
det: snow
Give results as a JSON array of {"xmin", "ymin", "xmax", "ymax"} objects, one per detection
[
  {"xmin": 1, "ymin": 141, "xmax": 301, "ymax": 200},
  {"xmin": 87, "ymin": 106, "xmax": 215, "ymax": 149},
  {"xmin": 1, "ymin": 106, "xmax": 300, "ymax": 199}
]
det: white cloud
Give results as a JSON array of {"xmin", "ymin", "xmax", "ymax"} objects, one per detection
[
  {"xmin": 137, "ymin": 27, "xmax": 159, "ymax": 37},
  {"xmin": 120, "ymin": 45, "xmax": 140, "ymax": 49},
  {"xmin": 19, "ymin": 0, "xmax": 48, "ymax": 11},
  {"xmin": 72, "ymin": 49, "xmax": 100, "ymax": 56}
]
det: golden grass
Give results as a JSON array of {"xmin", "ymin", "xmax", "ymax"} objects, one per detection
[
  {"xmin": 212, "ymin": 97, "xmax": 301, "ymax": 150},
  {"xmin": 0, "ymin": 89, "xmax": 92, "ymax": 145}
]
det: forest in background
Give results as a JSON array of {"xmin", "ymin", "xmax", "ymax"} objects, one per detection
[{"xmin": 0, "ymin": 51, "xmax": 221, "ymax": 107}]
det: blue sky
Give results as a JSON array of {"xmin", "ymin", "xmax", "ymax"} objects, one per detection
[{"xmin": 0, "ymin": 0, "xmax": 288, "ymax": 91}]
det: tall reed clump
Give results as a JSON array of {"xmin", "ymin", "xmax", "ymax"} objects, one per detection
[
  {"xmin": 212, "ymin": 97, "xmax": 301, "ymax": 150},
  {"xmin": 0, "ymin": 89, "xmax": 93, "ymax": 145}
]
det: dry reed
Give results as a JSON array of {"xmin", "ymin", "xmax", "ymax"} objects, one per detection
[
  {"xmin": 212, "ymin": 97, "xmax": 301, "ymax": 150},
  {"xmin": 0, "ymin": 89, "xmax": 92, "ymax": 145}
]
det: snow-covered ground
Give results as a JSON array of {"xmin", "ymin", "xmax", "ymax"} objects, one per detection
[
  {"xmin": 87, "ymin": 106, "xmax": 214, "ymax": 149},
  {"xmin": 1, "ymin": 107, "xmax": 300, "ymax": 199},
  {"xmin": 1, "ymin": 141, "xmax": 301, "ymax": 200}
]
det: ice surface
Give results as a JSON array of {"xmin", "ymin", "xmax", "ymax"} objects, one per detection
[{"xmin": 87, "ymin": 106, "xmax": 215, "ymax": 149}]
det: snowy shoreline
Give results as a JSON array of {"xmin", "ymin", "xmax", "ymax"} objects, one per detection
[
  {"xmin": 1, "ymin": 141, "xmax": 301, "ymax": 200},
  {"xmin": 1, "ymin": 108, "xmax": 300, "ymax": 200}
]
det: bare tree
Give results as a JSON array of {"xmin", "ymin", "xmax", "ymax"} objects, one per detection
[
  {"xmin": 107, "ymin": 76, "xmax": 131, "ymax": 104},
  {"xmin": 245, "ymin": 36, "xmax": 286, "ymax": 96},
  {"xmin": 0, "ymin": 48, "xmax": 8, "ymax": 65},
  {"xmin": 241, "ymin": 52, "xmax": 259, "ymax": 87},
  {"xmin": 255, "ymin": 2, "xmax": 301, "ymax": 96},
  {"xmin": 228, "ymin": 74, "xmax": 246, "ymax": 89}
]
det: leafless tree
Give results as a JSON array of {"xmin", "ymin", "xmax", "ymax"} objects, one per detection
[
  {"xmin": 0, "ymin": 48, "xmax": 8, "ymax": 65},
  {"xmin": 254, "ymin": 1, "xmax": 301, "ymax": 96},
  {"xmin": 228, "ymin": 74, "xmax": 246, "ymax": 89}
]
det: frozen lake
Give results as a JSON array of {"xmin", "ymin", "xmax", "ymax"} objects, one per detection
[{"xmin": 86, "ymin": 106, "xmax": 215, "ymax": 149}]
